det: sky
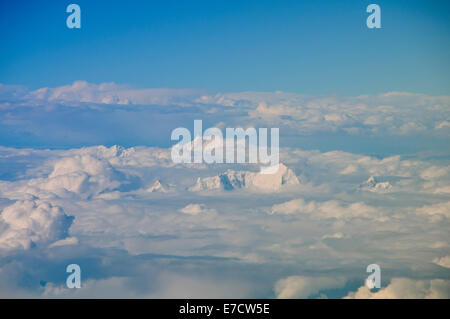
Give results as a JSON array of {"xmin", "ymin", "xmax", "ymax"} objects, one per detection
[
  {"xmin": 0, "ymin": 1, "xmax": 449, "ymax": 299},
  {"xmin": 0, "ymin": 0, "xmax": 449, "ymax": 95}
]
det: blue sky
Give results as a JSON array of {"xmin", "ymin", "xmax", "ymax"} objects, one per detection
[{"xmin": 1, "ymin": 0, "xmax": 449, "ymax": 95}]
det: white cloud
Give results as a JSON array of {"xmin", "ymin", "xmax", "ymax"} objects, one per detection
[
  {"xmin": 417, "ymin": 201, "xmax": 450, "ymax": 220},
  {"xmin": 179, "ymin": 204, "xmax": 216, "ymax": 216},
  {"xmin": 0, "ymin": 80, "xmax": 449, "ymax": 298},
  {"xmin": 2, "ymin": 82, "xmax": 449, "ymax": 141},
  {"xmin": 0, "ymin": 200, "xmax": 73, "ymax": 251},
  {"xmin": 433, "ymin": 256, "xmax": 450, "ymax": 269},
  {"xmin": 435, "ymin": 121, "xmax": 450, "ymax": 129},
  {"xmin": 420, "ymin": 166, "xmax": 449, "ymax": 180},
  {"xmin": 28, "ymin": 81, "xmax": 203, "ymax": 106},
  {"xmin": 42, "ymin": 271, "xmax": 254, "ymax": 298},
  {"xmin": 8, "ymin": 152, "xmax": 141, "ymax": 200},
  {"xmin": 270, "ymin": 198, "xmax": 378, "ymax": 219},
  {"xmin": 274, "ymin": 276, "xmax": 346, "ymax": 298},
  {"xmin": 429, "ymin": 241, "xmax": 448, "ymax": 249},
  {"xmin": 48, "ymin": 236, "xmax": 78, "ymax": 247},
  {"xmin": 345, "ymin": 278, "xmax": 450, "ymax": 299}
]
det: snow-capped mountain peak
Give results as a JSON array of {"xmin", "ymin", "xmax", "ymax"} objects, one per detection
[
  {"xmin": 360, "ymin": 176, "xmax": 392, "ymax": 193},
  {"xmin": 189, "ymin": 163, "xmax": 299, "ymax": 192}
]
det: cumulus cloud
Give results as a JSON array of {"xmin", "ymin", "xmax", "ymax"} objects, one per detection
[
  {"xmin": 274, "ymin": 276, "xmax": 346, "ymax": 299},
  {"xmin": 0, "ymin": 200, "xmax": 74, "ymax": 251},
  {"xmin": 44, "ymin": 155, "xmax": 120, "ymax": 194},
  {"xmin": 41, "ymin": 271, "xmax": 254, "ymax": 299},
  {"xmin": 433, "ymin": 256, "xmax": 450, "ymax": 269},
  {"xmin": 435, "ymin": 121, "xmax": 450, "ymax": 129},
  {"xmin": 345, "ymin": 278, "xmax": 450, "ymax": 299},
  {"xmin": 10, "ymin": 152, "xmax": 142, "ymax": 200}
]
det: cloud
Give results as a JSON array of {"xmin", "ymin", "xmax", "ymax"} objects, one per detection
[
  {"xmin": 435, "ymin": 121, "xmax": 450, "ymax": 129},
  {"xmin": 0, "ymin": 82, "xmax": 449, "ymax": 297},
  {"xmin": 48, "ymin": 236, "xmax": 78, "ymax": 248},
  {"xmin": 7, "ymin": 152, "xmax": 142, "ymax": 200},
  {"xmin": 44, "ymin": 155, "xmax": 121, "ymax": 194},
  {"xmin": 0, "ymin": 140, "xmax": 449, "ymax": 297},
  {"xmin": 417, "ymin": 201, "xmax": 450, "ymax": 220},
  {"xmin": 433, "ymin": 256, "xmax": 450, "ymax": 269},
  {"xmin": 0, "ymin": 200, "xmax": 74, "ymax": 251},
  {"xmin": 0, "ymin": 84, "xmax": 28, "ymax": 100},
  {"xmin": 1, "ymin": 82, "xmax": 449, "ymax": 151},
  {"xmin": 274, "ymin": 276, "xmax": 346, "ymax": 298},
  {"xmin": 270, "ymin": 198, "xmax": 378, "ymax": 220},
  {"xmin": 345, "ymin": 278, "xmax": 450, "ymax": 299},
  {"xmin": 179, "ymin": 204, "xmax": 216, "ymax": 216},
  {"xmin": 28, "ymin": 81, "xmax": 204, "ymax": 106},
  {"xmin": 236, "ymin": 91, "xmax": 450, "ymax": 137},
  {"xmin": 41, "ymin": 271, "xmax": 255, "ymax": 298},
  {"xmin": 420, "ymin": 166, "xmax": 449, "ymax": 180}
]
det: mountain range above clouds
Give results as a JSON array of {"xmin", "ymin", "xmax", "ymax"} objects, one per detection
[
  {"xmin": 189, "ymin": 163, "xmax": 300, "ymax": 192},
  {"xmin": 0, "ymin": 82, "xmax": 449, "ymax": 298}
]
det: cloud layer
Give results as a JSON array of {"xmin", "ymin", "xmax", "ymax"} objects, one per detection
[{"xmin": 0, "ymin": 82, "xmax": 449, "ymax": 298}]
